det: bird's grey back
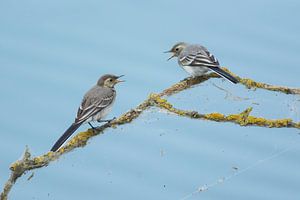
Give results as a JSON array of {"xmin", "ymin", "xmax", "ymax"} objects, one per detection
[
  {"xmin": 179, "ymin": 44, "xmax": 208, "ymax": 58},
  {"xmin": 81, "ymin": 86, "xmax": 115, "ymax": 109}
]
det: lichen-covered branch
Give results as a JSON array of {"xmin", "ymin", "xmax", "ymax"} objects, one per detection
[
  {"xmin": 1, "ymin": 69, "xmax": 299, "ymax": 200},
  {"xmin": 149, "ymin": 94, "xmax": 300, "ymax": 129},
  {"xmin": 159, "ymin": 68, "xmax": 300, "ymax": 96},
  {"xmin": 222, "ymin": 68, "xmax": 300, "ymax": 95}
]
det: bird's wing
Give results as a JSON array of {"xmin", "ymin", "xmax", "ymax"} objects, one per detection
[
  {"xmin": 75, "ymin": 90, "xmax": 115, "ymax": 124},
  {"xmin": 179, "ymin": 48, "xmax": 219, "ymax": 67}
]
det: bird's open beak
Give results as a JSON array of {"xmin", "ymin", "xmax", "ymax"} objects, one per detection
[
  {"xmin": 167, "ymin": 54, "xmax": 176, "ymax": 61},
  {"xmin": 164, "ymin": 50, "xmax": 175, "ymax": 61},
  {"xmin": 116, "ymin": 75, "xmax": 125, "ymax": 83}
]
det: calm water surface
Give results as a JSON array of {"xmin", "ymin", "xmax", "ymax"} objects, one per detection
[{"xmin": 0, "ymin": 0, "xmax": 300, "ymax": 199}]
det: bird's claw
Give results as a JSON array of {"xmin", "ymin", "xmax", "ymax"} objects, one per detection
[
  {"xmin": 97, "ymin": 117, "xmax": 116, "ymax": 124},
  {"xmin": 107, "ymin": 117, "xmax": 116, "ymax": 124},
  {"xmin": 181, "ymin": 76, "xmax": 193, "ymax": 82}
]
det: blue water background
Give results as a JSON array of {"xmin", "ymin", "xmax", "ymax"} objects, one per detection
[{"xmin": 0, "ymin": 0, "xmax": 300, "ymax": 199}]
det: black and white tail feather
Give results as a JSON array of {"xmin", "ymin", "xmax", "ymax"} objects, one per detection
[
  {"xmin": 206, "ymin": 66, "xmax": 238, "ymax": 84},
  {"xmin": 50, "ymin": 123, "xmax": 82, "ymax": 152}
]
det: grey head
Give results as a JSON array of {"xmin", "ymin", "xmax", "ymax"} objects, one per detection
[
  {"xmin": 165, "ymin": 42, "xmax": 188, "ymax": 60},
  {"xmin": 97, "ymin": 74, "xmax": 124, "ymax": 88}
]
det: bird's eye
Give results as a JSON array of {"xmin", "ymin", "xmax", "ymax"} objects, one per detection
[
  {"xmin": 175, "ymin": 48, "xmax": 179, "ymax": 51},
  {"xmin": 109, "ymin": 78, "xmax": 113, "ymax": 82}
]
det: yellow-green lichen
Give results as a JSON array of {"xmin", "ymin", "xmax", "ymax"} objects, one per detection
[
  {"xmin": 205, "ymin": 113, "xmax": 225, "ymax": 121},
  {"xmin": 9, "ymin": 161, "xmax": 22, "ymax": 172},
  {"xmin": 33, "ymin": 156, "xmax": 46, "ymax": 165},
  {"xmin": 173, "ymin": 109, "xmax": 188, "ymax": 116},
  {"xmin": 240, "ymin": 78, "xmax": 262, "ymax": 89},
  {"xmin": 246, "ymin": 116, "xmax": 292, "ymax": 128},
  {"xmin": 63, "ymin": 129, "xmax": 95, "ymax": 150},
  {"xmin": 150, "ymin": 94, "xmax": 173, "ymax": 110}
]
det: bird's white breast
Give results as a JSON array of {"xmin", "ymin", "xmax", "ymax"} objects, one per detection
[
  {"xmin": 84, "ymin": 97, "xmax": 115, "ymax": 123},
  {"xmin": 181, "ymin": 65, "xmax": 209, "ymax": 77},
  {"xmin": 97, "ymin": 100, "xmax": 114, "ymax": 120}
]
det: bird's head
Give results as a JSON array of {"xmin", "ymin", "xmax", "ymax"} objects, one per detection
[
  {"xmin": 165, "ymin": 42, "xmax": 188, "ymax": 60},
  {"xmin": 98, "ymin": 74, "xmax": 125, "ymax": 88}
]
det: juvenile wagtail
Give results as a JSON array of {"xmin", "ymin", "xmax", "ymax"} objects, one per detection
[
  {"xmin": 50, "ymin": 74, "xmax": 124, "ymax": 152},
  {"xmin": 165, "ymin": 42, "xmax": 238, "ymax": 84}
]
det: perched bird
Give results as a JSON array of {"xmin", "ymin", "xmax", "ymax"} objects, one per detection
[
  {"xmin": 165, "ymin": 42, "xmax": 238, "ymax": 84},
  {"xmin": 50, "ymin": 74, "xmax": 124, "ymax": 152}
]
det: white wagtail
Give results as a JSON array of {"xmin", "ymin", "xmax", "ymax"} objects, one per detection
[
  {"xmin": 165, "ymin": 42, "xmax": 238, "ymax": 84},
  {"xmin": 50, "ymin": 74, "xmax": 124, "ymax": 152}
]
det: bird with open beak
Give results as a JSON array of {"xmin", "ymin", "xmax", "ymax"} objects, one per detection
[
  {"xmin": 50, "ymin": 74, "xmax": 124, "ymax": 152},
  {"xmin": 165, "ymin": 42, "xmax": 238, "ymax": 84}
]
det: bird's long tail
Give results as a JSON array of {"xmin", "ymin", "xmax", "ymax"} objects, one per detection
[
  {"xmin": 50, "ymin": 123, "xmax": 82, "ymax": 152},
  {"xmin": 207, "ymin": 66, "xmax": 239, "ymax": 84}
]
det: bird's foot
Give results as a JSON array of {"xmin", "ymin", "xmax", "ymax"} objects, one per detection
[
  {"xmin": 88, "ymin": 122, "xmax": 96, "ymax": 130},
  {"xmin": 97, "ymin": 117, "xmax": 116, "ymax": 124},
  {"xmin": 181, "ymin": 76, "xmax": 196, "ymax": 84}
]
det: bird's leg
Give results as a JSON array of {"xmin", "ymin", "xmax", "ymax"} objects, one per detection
[
  {"xmin": 97, "ymin": 117, "xmax": 116, "ymax": 123},
  {"xmin": 88, "ymin": 122, "xmax": 96, "ymax": 129},
  {"xmin": 180, "ymin": 76, "xmax": 193, "ymax": 82}
]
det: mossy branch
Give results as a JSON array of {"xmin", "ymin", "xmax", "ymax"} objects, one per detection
[
  {"xmin": 1, "ymin": 69, "xmax": 299, "ymax": 200},
  {"xmin": 159, "ymin": 67, "xmax": 300, "ymax": 96},
  {"xmin": 149, "ymin": 94, "xmax": 299, "ymax": 129},
  {"xmin": 222, "ymin": 67, "xmax": 300, "ymax": 95}
]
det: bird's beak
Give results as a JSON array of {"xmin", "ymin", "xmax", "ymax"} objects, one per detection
[
  {"xmin": 115, "ymin": 75, "xmax": 125, "ymax": 83},
  {"xmin": 167, "ymin": 54, "xmax": 176, "ymax": 61},
  {"xmin": 164, "ymin": 50, "xmax": 175, "ymax": 61}
]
